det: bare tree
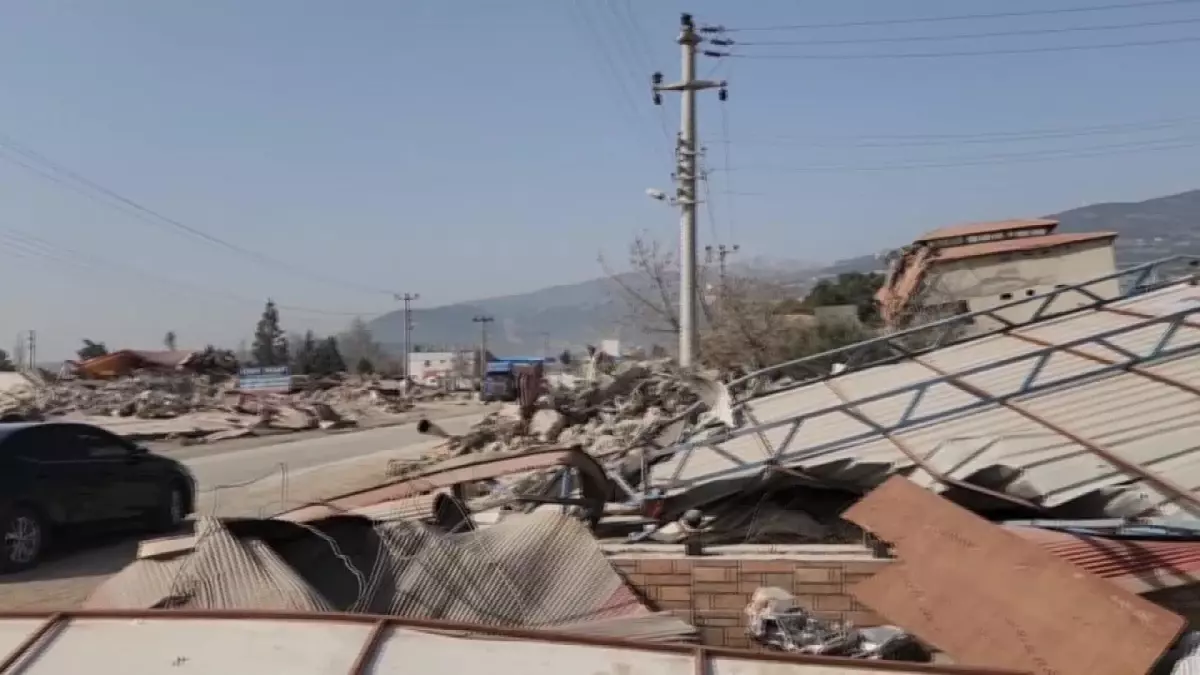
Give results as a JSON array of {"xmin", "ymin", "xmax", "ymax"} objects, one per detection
[{"xmin": 603, "ymin": 234, "xmax": 877, "ymax": 373}]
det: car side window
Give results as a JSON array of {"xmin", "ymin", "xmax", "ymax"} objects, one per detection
[
  {"xmin": 12, "ymin": 428, "xmax": 89, "ymax": 462},
  {"xmin": 73, "ymin": 429, "xmax": 131, "ymax": 459}
]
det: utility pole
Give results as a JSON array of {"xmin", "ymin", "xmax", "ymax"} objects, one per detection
[
  {"xmin": 653, "ymin": 13, "xmax": 727, "ymax": 368},
  {"xmin": 472, "ymin": 315, "xmax": 494, "ymax": 380},
  {"xmin": 540, "ymin": 332, "xmax": 551, "ymax": 362},
  {"xmin": 27, "ymin": 330, "xmax": 35, "ymax": 373},
  {"xmin": 705, "ymin": 243, "xmax": 740, "ymax": 283},
  {"xmin": 396, "ymin": 293, "xmax": 419, "ymax": 380}
]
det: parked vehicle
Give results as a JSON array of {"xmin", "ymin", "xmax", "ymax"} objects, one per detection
[{"xmin": 0, "ymin": 421, "xmax": 197, "ymax": 573}]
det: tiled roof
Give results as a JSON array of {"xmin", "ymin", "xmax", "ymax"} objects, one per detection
[
  {"xmin": 933, "ymin": 231, "xmax": 1116, "ymax": 263},
  {"xmin": 917, "ymin": 218, "xmax": 1059, "ymax": 242}
]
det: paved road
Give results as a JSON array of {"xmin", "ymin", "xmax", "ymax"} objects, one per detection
[
  {"xmin": 174, "ymin": 411, "xmax": 482, "ymax": 495},
  {"xmin": 0, "ymin": 411, "xmax": 487, "ymax": 610}
]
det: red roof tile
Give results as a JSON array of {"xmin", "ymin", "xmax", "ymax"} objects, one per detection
[
  {"xmin": 917, "ymin": 218, "xmax": 1059, "ymax": 242},
  {"xmin": 1012, "ymin": 526, "xmax": 1200, "ymax": 593},
  {"xmin": 932, "ymin": 231, "xmax": 1116, "ymax": 263}
]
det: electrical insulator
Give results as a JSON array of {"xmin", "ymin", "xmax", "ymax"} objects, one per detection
[
  {"xmin": 652, "ymin": 72, "xmax": 663, "ymax": 85},
  {"xmin": 653, "ymin": 93, "xmax": 662, "ymax": 106},
  {"xmin": 718, "ymin": 88, "xmax": 728, "ymax": 102}
]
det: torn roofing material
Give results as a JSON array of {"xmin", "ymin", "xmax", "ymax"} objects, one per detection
[
  {"xmin": 0, "ymin": 612, "xmax": 1026, "ymax": 675},
  {"xmin": 89, "ymin": 512, "xmax": 678, "ymax": 637},
  {"xmin": 651, "ymin": 278, "xmax": 1200, "ymax": 518},
  {"xmin": 1010, "ymin": 525, "xmax": 1200, "ymax": 594}
]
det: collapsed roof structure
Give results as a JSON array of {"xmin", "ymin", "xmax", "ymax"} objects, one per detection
[{"xmin": 649, "ymin": 255, "xmax": 1200, "ymax": 522}]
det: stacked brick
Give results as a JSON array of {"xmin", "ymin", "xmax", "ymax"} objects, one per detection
[{"xmin": 608, "ymin": 555, "xmax": 891, "ymax": 649}]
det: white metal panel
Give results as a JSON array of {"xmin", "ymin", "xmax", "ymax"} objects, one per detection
[
  {"xmin": 18, "ymin": 618, "xmax": 373, "ymax": 675},
  {"xmin": 650, "ymin": 279, "xmax": 1200, "ymax": 516},
  {"xmin": 0, "ymin": 619, "xmax": 45, "ymax": 659},
  {"xmin": 366, "ymin": 626, "xmax": 694, "ymax": 675}
]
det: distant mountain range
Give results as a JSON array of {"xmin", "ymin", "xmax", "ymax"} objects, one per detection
[{"xmin": 369, "ymin": 189, "xmax": 1200, "ymax": 354}]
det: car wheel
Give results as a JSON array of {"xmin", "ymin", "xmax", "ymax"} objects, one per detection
[
  {"xmin": 149, "ymin": 483, "xmax": 187, "ymax": 533},
  {"xmin": 0, "ymin": 506, "xmax": 44, "ymax": 573}
]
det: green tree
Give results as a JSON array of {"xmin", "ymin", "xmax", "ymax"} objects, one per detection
[
  {"xmin": 291, "ymin": 331, "xmax": 318, "ymax": 374},
  {"xmin": 355, "ymin": 356, "xmax": 375, "ymax": 375},
  {"xmin": 801, "ymin": 272, "xmax": 886, "ymax": 323},
  {"xmin": 0, "ymin": 349, "xmax": 14, "ymax": 372},
  {"xmin": 77, "ymin": 339, "xmax": 108, "ymax": 361},
  {"xmin": 251, "ymin": 300, "xmax": 289, "ymax": 366},
  {"xmin": 311, "ymin": 337, "xmax": 346, "ymax": 376},
  {"xmin": 163, "ymin": 331, "xmax": 178, "ymax": 351},
  {"xmin": 558, "ymin": 349, "xmax": 572, "ymax": 366}
]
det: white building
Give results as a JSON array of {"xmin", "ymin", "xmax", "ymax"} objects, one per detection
[
  {"xmin": 877, "ymin": 218, "xmax": 1119, "ymax": 330},
  {"xmin": 406, "ymin": 351, "xmax": 473, "ymax": 382}
]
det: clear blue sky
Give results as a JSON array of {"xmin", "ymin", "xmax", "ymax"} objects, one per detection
[{"xmin": 2, "ymin": 0, "xmax": 1199, "ymax": 360}]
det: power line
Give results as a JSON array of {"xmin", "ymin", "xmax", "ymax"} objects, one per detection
[
  {"xmin": 733, "ymin": 15, "xmax": 1200, "ymax": 46},
  {"xmin": 738, "ymin": 116, "xmax": 1200, "ymax": 147},
  {"xmin": 0, "ymin": 227, "xmax": 384, "ymax": 317},
  {"xmin": 717, "ymin": 89, "xmax": 737, "ymax": 244},
  {"xmin": 567, "ymin": 0, "xmax": 670, "ymax": 157},
  {"xmin": 725, "ymin": 134, "xmax": 1200, "ymax": 172},
  {"xmin": 725, "ymin": 34, "xmax": 1200, "ymax": 59},
  {"xmin": 718, "ymin": 0, "xmax": 1200, "ymax": 32},
  {"xmin": 0, "ymin": 134, "xmax": 398, "ymax": 297}
]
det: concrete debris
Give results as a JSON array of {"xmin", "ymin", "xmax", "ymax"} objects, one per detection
[
  {"xmin": 744, "ymin": 586, "xmax": 930, "ymax": 661},
  {"xmin": 386, "ymin": 358, "xmax": 717, "ymax": 480},
  {"xmin": 0, "ymin": 371, "xmax": 473, "ymax": 442}
]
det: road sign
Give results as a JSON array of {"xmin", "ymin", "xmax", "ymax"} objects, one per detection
[{"xmin": 238, "ymin": 365, "xmax": 293, "ymax": 393}]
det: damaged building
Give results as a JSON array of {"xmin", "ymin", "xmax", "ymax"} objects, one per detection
[{"xmin": 14, "ymin": 255, "xmax": 1200, "ymax": 673}]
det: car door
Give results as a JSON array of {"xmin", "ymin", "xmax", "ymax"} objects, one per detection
[
  {"xmin": 10, "ymin": 427, "xmax": 101, "ymax": 525},
  {"xmin": 70, "ymin": 427, "xmax": 160, "ymax": 519}
]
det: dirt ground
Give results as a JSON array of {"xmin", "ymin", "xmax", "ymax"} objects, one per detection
[{"xmin": 0, "ymin": 402, "xmax": 487, "ymax": 611}]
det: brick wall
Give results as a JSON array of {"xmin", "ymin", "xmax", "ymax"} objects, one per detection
[{"xmin": 608, "ymin": 554, "xmax": 892, "ymax": 649}]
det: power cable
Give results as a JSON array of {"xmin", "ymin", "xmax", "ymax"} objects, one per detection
[
  {"xmin": 0, "ymin": 135, "xmax": 398, "ymax": 297},
  {"xmin": 0, "ymin": 227, "xmax": 385, "ymax": 317},
  {"xmin": 739, "ymin": 116, "xmax": 1200, "ymax": 147},
  {"xmin": 717, "ymin": 91, "xmax": 737, "ymax": 244},
  {"xmin": 611, "ymin": 0, "xmax": 675, "ymax": 145},
  {"xmin": 567, "ymin": 0, "xmax": 670, "ymax": 158},
  {"xmin": 725, "ymin": 34, "xmax": 1200, "ymax": 59},
  {"xmin": 733, "ymin": 15, "xmax": 1200, "ymax": 46},
  {"xmin": 718, "ymin": 0, "xmax": 1200, "ymax": 32},
  {"xmin": 725, "ymin": 134, "xmax": 1200, "ymax": 172}
]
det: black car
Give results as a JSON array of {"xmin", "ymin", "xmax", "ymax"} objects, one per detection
[{"xmin": 0, "ymin": 421, "xmax": 196, "ymax": 572}]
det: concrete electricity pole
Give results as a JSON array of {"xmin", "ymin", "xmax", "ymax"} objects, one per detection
[
  {"xmin": 396, "ymin": 293, "xmax": 419, "ymax": 380},
  {"xmin": 472, "ymin": 315, "xmax": 494, "ymax": 380},
  {"xmin": 652, "ymin": 13, "xmax": 727, "ymax": 368}
]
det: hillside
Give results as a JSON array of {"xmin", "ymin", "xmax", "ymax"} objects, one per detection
[{"xmin": 369, "ymin": 188, "xmax": 1200, "ymax": 353}]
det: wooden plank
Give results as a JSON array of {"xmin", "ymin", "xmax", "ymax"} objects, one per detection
[{"xmin": 843, "ymin": 476, "xmax": 1184, "ymax": 675}]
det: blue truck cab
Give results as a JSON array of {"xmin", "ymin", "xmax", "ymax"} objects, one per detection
[{"xmin": 480, "ymin": 357, "xmax": 546, "ymax": 403}]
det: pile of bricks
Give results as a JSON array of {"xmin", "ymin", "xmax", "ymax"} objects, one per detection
[{"xmin": 607, "ymin": 553, "xmax": 889, "ymax": 649}]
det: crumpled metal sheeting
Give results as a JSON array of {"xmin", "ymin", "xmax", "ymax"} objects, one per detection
[
  {"xmin": 84, "ymin": 517, "xmax": 331, "ymax": 612},
  {"xmin": 85, "ymin": 512, "xmax": 662, "ymax": 635},
  {"xmin": 378, "ymin": 511, "xmax": 641, "ymax": 626}
]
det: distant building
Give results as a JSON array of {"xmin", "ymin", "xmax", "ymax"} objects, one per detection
[
  {"xmin": 877, "ymin": 218, "xmax": 1119, "ymax": 330},
  {"xmin": 407, "ymin": 350, "xmax": 474, "ymax": 382}
]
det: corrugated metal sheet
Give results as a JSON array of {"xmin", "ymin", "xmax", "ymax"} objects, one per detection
[
  {"xmin": 87, "ymin": 512, "xmax": 668, "ymax": 633},
  {"xmin": 0, "ymin": 613, "xmax": 1023, "ymax": 675},
  {"xmin": 1011, "ymin": 526, "xmax": 1200, "ymax": 593},
  {"xmin": 651, "ymin": 281, "xmax": 1200, "ymax": 518}
]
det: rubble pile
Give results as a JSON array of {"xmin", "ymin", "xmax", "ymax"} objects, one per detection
[
  {"xmin": 0, "ymin": 371, "xmax": 475, "ymax": 442},
  {"xmin": 744, "ymin": 586, "xmax": 930, "ymax": 661},
  {"xmin": 387, "ymin": 358, "xmax": 716, "ymax": 477}
]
